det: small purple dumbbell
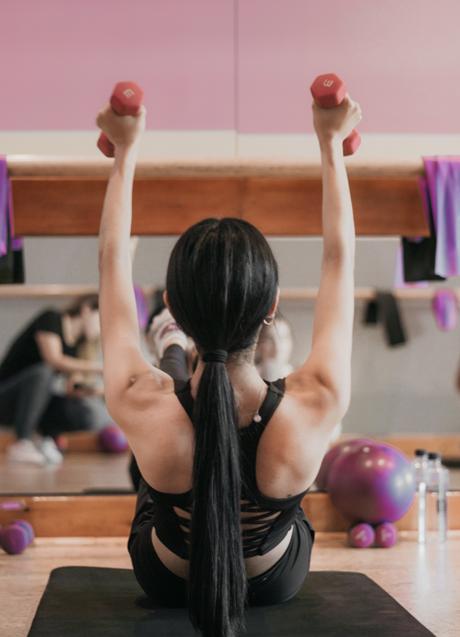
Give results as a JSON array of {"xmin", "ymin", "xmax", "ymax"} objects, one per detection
[
  {"xmin": 12, "ymin": 520, "xmax": 35, "ymax": 545},
  {"xmin": 348, "ymin": 523, "xmax": 375, "ymax": 548},
  {"xmin": 0, "ymin": 523, "xmax": 29, "ymax": 555},
  {"xmin": 374, "ymin": 522, "xmax": 398, "ymax": 548}
]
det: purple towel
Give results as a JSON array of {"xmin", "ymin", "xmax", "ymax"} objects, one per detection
[
  {"xmin": 0, "ymin": 156, "xmax": 24, "ymax": 283},
  {"xmin": 395, "ymin": 156, "xmax": 460, "ymax": 285},
  {"xmin": 424, "ymin": 156, "xmax": 460, "ymax": 278},
  {"xmin": 0, "ymin": 155, "xmax": 23, "ymax": 257},
  {"xmin": 0, "ymin": 158, "xmax": 8, "ymax": 257}
]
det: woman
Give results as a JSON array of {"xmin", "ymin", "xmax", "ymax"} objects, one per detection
[
  {"xmin": 96, "ymin": 91, "xmax": 360, "ymax": 637},
  {"xmin": 0, "ymin": 295, "xmax": 107, "ymax": 464}
]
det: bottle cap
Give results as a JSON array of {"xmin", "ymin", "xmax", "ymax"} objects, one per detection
[
  {"xmin": 428, "ymin": 452, "xmax": 441, "ymax": 461},
  {"xmin": 415, "ymin": 449, "xmax": 428, "ymax": 456}
]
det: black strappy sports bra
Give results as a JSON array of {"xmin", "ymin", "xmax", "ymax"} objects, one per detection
[{"xmin": 146, "ymin": 377, "xmax": 311, "ymax": 559}]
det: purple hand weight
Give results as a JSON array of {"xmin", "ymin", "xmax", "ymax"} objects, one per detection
[{"xmin": 432, "ymin": 289, "xmax": 458, "ymax": 331}]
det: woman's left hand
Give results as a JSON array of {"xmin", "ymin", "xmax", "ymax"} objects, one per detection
[{"xmin": 96, "ymin": 104, "xmax": 146, "ymax": 151}]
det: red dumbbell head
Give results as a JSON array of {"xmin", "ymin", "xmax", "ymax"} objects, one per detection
[
  {"xmin": 310, "ymin": 73, "xmax": 346, "ymax": 108},
  {"xmin": 310, "ymin": 73, "xmax": 361, "ymax": 156},
  {"xmin": 110, "ymin": 81, "xmax": 144, "ymax": 116},
  {"xmin": 97, "ymin": 133, "xmax": 115, "ymax": 158},
  {"xmin": 97, "ymin": 81, "xmax": 144, "ymax": 157},
  {"xmin": 343, "ymin": 129, "xmax": 361, "ymax": 156}
]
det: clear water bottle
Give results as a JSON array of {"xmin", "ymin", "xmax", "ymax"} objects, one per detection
[
  {"xmin": 412, "ymin": 449, "xmax": 428, "ymax": 543},
  {"xmin": 426, "ymin": 452, "xmax": 449, "ymax": 542}
]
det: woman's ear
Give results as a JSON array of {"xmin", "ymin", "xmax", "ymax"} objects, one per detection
[
  {"xmin": 269, "ymin": 286, "xmax": 280, "ymax": 317},
  {"xmin": 162, "ymin": 289, "xmax": 170, "ymax": 311}
]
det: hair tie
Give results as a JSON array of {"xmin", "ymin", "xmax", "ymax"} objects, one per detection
[{"xmin": 202, "ymin": 349, "xmax": 228, "ymax": 364}]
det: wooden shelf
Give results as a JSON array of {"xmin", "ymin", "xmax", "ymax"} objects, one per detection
[
  {"xmin": 0, "ymin": 284, "xmax": 455, "ymax": 301},
  {"xmin": 0, "ymin": 284, "xmax": 103, "ymax": 299},
  {"xmin": 7, "ymin": 155, "xmax": 429, "ymax": 237},
  {"xmin": 0, "ymin": 490, "xmax": 459, "ymax": 535}
]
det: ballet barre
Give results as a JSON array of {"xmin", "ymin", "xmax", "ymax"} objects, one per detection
[{"xmin": 7, "ymin": 156, "xmax": 428, "ymax": 237}]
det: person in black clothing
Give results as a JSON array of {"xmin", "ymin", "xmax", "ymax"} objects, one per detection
[
  {"xmin": 96, "ymin": 89, "xmax": 360, "ymax": 636},
  {"xmin": 0, "ymin": 295, "xmax": 108, "ymax": 465}
]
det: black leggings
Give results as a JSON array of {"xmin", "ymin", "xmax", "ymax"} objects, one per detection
[
  {"xmin": 0, "ymin": 362, "xmax": 111, "ymax": 439},
  {"xmin": 0, "ymin": 362, "xmax": 55, "ymax": 439},
  {"xmin": 128, "ymin": 344, "xmax": 315, "ymax": 606}
]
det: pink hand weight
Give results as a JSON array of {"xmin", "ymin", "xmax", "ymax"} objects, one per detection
[
  {"xmin": 348, "ymin": 523, "xmax": 375, "ymax": 548},
  {"xmin": 310, "ymin": 73, "xmax": 361, "ymax": 156},
  {"xmin": 97, "ymin": 81, "xmax": 144, "ymax": 158}
]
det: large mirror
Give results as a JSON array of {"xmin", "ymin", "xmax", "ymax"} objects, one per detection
[{"xmin": 1, "ymin": 236, "xmax": 460, "ymax": 494}]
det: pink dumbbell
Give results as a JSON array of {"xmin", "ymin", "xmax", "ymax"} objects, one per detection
[
  {"xmin": 97, "ymin": 81, "xmax": 144, "ymax": 158},
  {"xmin": 374, "ymin": 522, "xmax": 398, "ymax": 548},
  {"xmin": 0, "ymin": 520, "xmax": 34, "ymax": 555},
  {"xmin": 310, "ymin": 73, "xmax": 361, "ymax": 156},
  {"xmin": 348, "ymin": 523, "xmax": 375, "ymax": 548}
]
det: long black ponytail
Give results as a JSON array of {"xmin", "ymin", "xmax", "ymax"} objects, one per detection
[{"xmin": 166, "ymin": 218, "xmax": 279, "ymax": 637}]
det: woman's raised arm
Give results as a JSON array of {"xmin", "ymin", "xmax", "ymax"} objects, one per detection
[
  {"xmin": 96, "ymin": 103, "xmax": 171, "ymax": 420},
  {"xmin": 289, "ymin": 95, "xmax": 362, "ymax": 426}
]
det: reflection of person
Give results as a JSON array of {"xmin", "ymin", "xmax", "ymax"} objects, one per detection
[
  {"xmin": 146, "ymin": 295, "xmax": 294, "ymax": 382},
  {"xmin": 0, "ymin": 295, "xmax": 109, "ymax": 465},
  {"xmin": 96, "ymin": 88, "xmax": 359, "ymax": 636},
  {"xmin": 255, "ymin": 314, "xmax": 294, "ymax": 381}
]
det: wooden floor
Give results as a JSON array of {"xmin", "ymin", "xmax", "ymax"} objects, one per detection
[
  {"xmin": 0, "ymin": 452, "xmax": 133, "ymax": 494},
  {"xmin": 2, "ymin": 451, "xmax": 460, "ymax": 495},
  {"xmin": 1, "ymin": 532, "xmax": 459, "ymax": 637}
]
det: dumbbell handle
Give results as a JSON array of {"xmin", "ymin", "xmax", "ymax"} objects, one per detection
[
  {"xmin": 97, "ymin": 81, "xmax": 144, "ymax": 158},
  {"xmin": 310, "ymin": 73, "xmax": 361, "ymax": 156}
]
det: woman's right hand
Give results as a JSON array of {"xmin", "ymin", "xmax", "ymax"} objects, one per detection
[
  {"xmin": 96, "ymin": 103, "xmax": 146, "ymax": 152},
  {"xmin": 312, "ymin": 95, "xmax": 362, "ymax": 149}
]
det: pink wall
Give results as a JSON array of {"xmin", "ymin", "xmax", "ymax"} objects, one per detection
[
  {"xmin": 1, "ymin": 0, "xmax": 459, "ymax": 133},
  {"xmin": 0, "ymin": 0, "xmax": 235, "ymax": 130},
  {"xmin": 237, "ymin": 0, "xmax": 460, "ymax": 134}
]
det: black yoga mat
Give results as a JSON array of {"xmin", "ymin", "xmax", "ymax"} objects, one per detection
[{"xmin": 28, "ymin": 567, "xmax": 434, "ymax": 637}]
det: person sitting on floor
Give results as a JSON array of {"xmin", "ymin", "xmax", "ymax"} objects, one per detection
[
  {"xmin": 0, "ymin": 294, "xmax": 111, "ymax": 465},
  {"xmin": 96, "ymin": 88, "xmax": 359, "ymax": 636}
]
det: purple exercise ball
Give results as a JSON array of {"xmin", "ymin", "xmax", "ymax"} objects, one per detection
[
  {"xmin": 348, "ymin": 523, "xmax": 375, "ymax": 548},
  {"xmin": 315, "ymin": 438, "xmax": 376, "ymax": 491},
  {"xmin": 374, "ymin": 522, "xmax": 398, "ymax": 548},
  {"xmin": 0, "ymin": 524, "xmax": 29, "ymax": 555},
  {"xmin": 98, "ymin": 424, "xmax": 129, "ymax": 454},
  {"xmin": 328, "ymin": 442, "xmax": 415, "ymax": 524}
]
